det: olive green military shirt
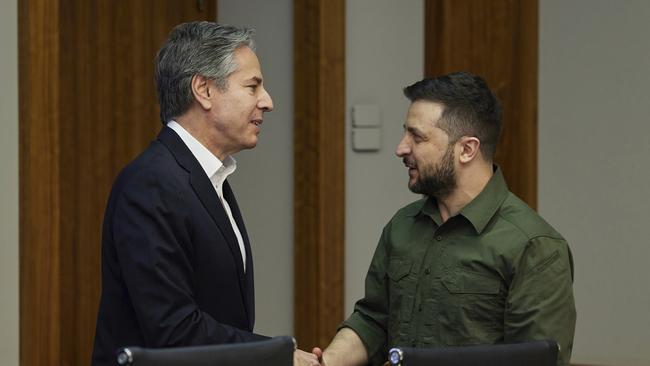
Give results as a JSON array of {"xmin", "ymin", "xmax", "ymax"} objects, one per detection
[{"xmin": 341, "ymin": 168, "xmax": 576, "ymax": 366}]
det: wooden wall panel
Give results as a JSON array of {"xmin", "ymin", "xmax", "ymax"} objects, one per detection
[
  {"xmin": 19, "ymin": 1, "xmax": 62, "ymax": 365},
  {"xmin": 20, "ymin": 1, "xmax": 216, "ymax": 365},
  {"xmin": 294, "ymin": 0, "xmax": 346, "ymax": 350},
  {"xmin": 425, "ymin": 0, "xmax": 538, "ymax": 208}
]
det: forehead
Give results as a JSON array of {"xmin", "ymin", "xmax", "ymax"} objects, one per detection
[
  {"xmin": 230, "ymin": 46, "xmax": 262, "ymax": 78},
  {"xmin": 406, "ymin": 100, "xmax": 445, "ymax": 130}
]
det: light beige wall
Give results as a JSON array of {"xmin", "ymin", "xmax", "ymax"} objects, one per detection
[
  {"xmin": 345, "ymin": 0, "xmax": 423, "ymax": 313},
  {"xmin": 218, "ymin": 0, "xmax": 294, "ymax": 337},
  {"xmin": 219, "ymin": 0, "xmax": 425, "ymax": 338},
  {"xmin": 539, "ymin": 1, "xmax": 650, "ymax": 365},
  {"xmin": 0, "ymin": 0, "xmax": 19, "ymax": 365}
]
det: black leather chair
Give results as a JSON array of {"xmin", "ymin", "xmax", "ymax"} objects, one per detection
[
  {"xmin": 116, "ymin": 336, "xmax": 295, "ymax": 366},
  {"xmin": 388, "ymin": 340, "xmax": 559, "ymax": 366}
]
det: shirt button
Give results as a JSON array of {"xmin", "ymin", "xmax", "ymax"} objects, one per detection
[
  {"xmin": 418, "ymin": 305, "xmax": 423, "ymax": 312},
  {"xmin": 436, "ymin": 235, "xmax": 443, "ymax": 241},
  {"xmin": 424, "ymin": 268, "xmax": 431, "ymax": 275}
]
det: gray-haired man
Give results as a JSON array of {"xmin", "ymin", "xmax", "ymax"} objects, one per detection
[{"xmin": 92, "ymin": 21, "xmax": 317, "ymax": 366}]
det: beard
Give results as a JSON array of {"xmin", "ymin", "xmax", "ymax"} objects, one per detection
[{"xmin": 408, "ymin": 145, "xmax": 457, "ymax": 199}]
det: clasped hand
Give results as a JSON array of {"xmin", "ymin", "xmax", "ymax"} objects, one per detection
[{"xmin": 294, "ymin": 347, "xmax": 325, "ymax": 366}]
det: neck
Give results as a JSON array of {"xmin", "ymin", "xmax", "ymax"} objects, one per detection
[
  {"xmin": 175, "ymin": 112, "xmax": 229, "ymax": 161},
  {"xmin": 436, "ymin": 162, "xmax": 493, "ymax": 222}
]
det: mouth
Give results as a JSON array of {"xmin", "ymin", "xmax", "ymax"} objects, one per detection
[
  {"xmin": 402, "ymin": 158, "xmax": 416, "ymax": 170},
  {"xmin": 250, "ymin": 119, "xmax": 263, "ymax": 127}
]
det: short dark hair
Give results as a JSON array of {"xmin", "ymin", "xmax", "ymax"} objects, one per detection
[
  {"xmin": 155, "ymin": 22, "xmax": 255, "ymax": 123},
  {"xmin": 403, "ymin": 71, "xmax": 502, "ymax": 160}
]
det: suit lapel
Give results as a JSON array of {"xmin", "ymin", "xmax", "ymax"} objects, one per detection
[
  {"xmin": 223, "ymin": 180, "xmax": 255, "ymax": 329},
  {"xmin": 157, "ymin": 127, "xmax": 248, "ymax": 307}
]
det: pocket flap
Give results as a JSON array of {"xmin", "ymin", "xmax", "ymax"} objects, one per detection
[
  {"xmin": 388, "ymin": 259, "xmax": 412, "ymax": 281},
  {"xmin": 442, "ymin": 269, "xmax": 500, "ymax": 294}
]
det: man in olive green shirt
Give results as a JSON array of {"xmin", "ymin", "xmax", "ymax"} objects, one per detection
[{"xmin": 313, "ymin": 72, "xmax": 576, "ymax": 366}]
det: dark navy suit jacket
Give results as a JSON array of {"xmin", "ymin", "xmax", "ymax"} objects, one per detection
[{"xmin": 92, "ymin": 127, "xmax": 267, "ymax": 366}]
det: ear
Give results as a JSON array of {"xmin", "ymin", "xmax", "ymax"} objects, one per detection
[
  {"xmin": 457, "ymin": 136, "xmax": 481, "ymax": 164},
  {"xmin": 191, "ymin": 74, "xmax": 213, "ymax": 110}
]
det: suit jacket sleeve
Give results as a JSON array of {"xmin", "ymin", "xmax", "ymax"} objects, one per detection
[{"xmin": 111, "ymin": 169, "xmax": 267, "ymax": 346}]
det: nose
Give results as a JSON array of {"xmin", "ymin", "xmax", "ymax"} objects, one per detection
[
  {"xmin": 395, "ymin": 135, "xmax": 410, "ymax": 158},
  {"xmin": 258, "ymin": 87, "xmax": 274, "ymax": 112}
]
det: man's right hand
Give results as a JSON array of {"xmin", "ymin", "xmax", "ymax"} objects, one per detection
[
  {"xmin": 312, "ymin": 347, "xmax": 324, "ymax": 364},
  {"xmin": 309, "ymin": 328, "xmax": 368, "ymax": 366}
]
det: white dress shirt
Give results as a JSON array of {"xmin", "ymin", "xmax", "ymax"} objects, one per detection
[{"xmin": 167, "ymin": 120, "xmax": 247, "ymax": 272}]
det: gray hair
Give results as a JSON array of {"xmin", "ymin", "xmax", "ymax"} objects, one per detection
[{"xmin": 155, "ymin": 21, "xmax": 255, "ymax": 123}]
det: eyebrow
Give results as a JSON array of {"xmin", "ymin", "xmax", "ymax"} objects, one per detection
[
  {"xmin": 404, "ymin": 124, "xmax": 424, "ymax": 137},
  {"xmin": 246, "ymin": 76, "xmax": 263, "ymax": 85}
]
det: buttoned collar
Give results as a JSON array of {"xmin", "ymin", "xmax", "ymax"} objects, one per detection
[
  {"xmin": 414, "ymin": 165, "xmax": 509, "ymax": 234},
  {"xmin": 458, "ymin": 166, "xmax": 509, "ymax": 234}
]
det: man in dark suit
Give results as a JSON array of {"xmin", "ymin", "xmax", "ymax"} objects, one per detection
[{"xmin": 92, "ymin": 22, "xmax": 318, "ymax": 366}]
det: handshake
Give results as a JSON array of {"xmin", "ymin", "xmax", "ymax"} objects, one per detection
[
  {"xmin": 292, "ymin": 328, "xmax": 368, "ymax": 366},
  {"xmin": 294, "ymin": 347, "xmax": 325, "ymax": 366}
]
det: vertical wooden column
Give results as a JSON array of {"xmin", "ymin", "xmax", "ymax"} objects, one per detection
[
  {"xmin": 425, "ymin": 0, "xmax": 539, "ymax": 208},
  {"xmin": 19, "ymin": 0, "xmax": 62, "ymax": 364},
  {"xmin": 294, "ymin": 0, "xmax": 346, "ymax": 350}
]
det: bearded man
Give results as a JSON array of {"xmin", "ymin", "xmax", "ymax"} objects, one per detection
[{"xmin": 313, "ymin": 72, "xmax": 576, "ymax": 366}]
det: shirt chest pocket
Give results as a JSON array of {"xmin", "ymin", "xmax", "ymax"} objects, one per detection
[
  {"xmin": 441, "ymin": 269, "xmax": 501, "ymax": 294},
  {"xmin": 435, "ymin": 268, "xmax": 505, "ymax": 345}
]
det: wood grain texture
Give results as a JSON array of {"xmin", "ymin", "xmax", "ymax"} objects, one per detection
[
  {"xmin": 20, "ymin": 1, "xmax": 216, "ymax": 365},
  {"xmin": 294, "ymin": 0, "xmax": 346, "ymax": 350},
  {"xmin": 425, "ymin": 0, "xmax": 538, "ymax": 208},
  {"xmin": 19, "ymin": 1, "xmax": 62, "ymax": 365}
]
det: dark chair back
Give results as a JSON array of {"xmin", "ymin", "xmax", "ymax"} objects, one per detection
[
  {"xmin": 388, "ymin": 340, "xmax": 559, "ymax": 366},
  {"xmin": 116, "ymin": 336, "xmax": 294, "ymax": 366}
]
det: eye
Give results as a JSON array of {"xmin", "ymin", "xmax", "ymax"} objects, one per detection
[{"xmin": 409, "ymin": 131, "xmax": 424, "ymax": 143}]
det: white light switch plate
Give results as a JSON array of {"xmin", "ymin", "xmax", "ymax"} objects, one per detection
[
  {"xmin": 352, "ymin": 127, "xmax": 381, "ymax": 152},
  {"xmin": 352, "ymin": 104, "xmax": 381, "ymax": 127}
]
